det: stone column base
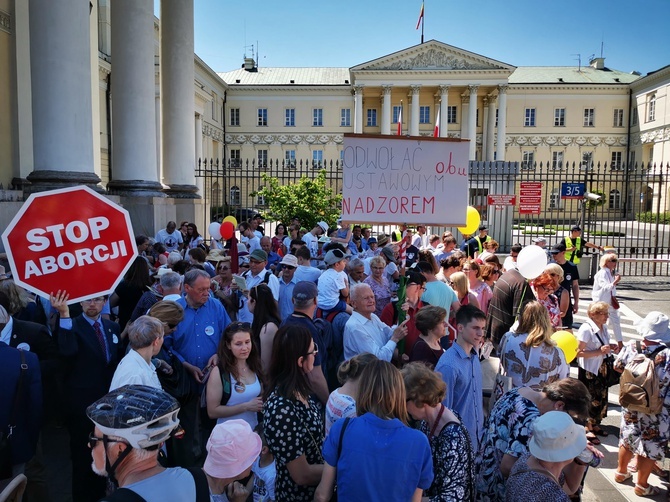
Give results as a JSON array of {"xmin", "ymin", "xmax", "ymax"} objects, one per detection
[
  {"xmin": 174, "ymin": 198, "xmax": 204, "ymax": 235},
  {"xmin": 120, "ymin": 195, "xmax": 176, "ymax": 238},
  {"xmin": 164, "ymin": 184, "xmax": 201, "ymax": 199},
  {"xmin": 26, "ymin": 170, "xmax": 102, "ymax": 192},
  {"xmin": 107, "ymin": 179, "xmax": 166, "ymax": 198}
]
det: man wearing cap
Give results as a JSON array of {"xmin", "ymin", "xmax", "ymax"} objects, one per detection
[
  {"xmin": 460, "ymin": 224, "xmax": 491, "ymax": 259},
  {"xmin": 551, "ymin": 243, "xmax": 580, "ymax": 328},
  {"xmin": 560, "ymin": 225, "xmax": 603, "ymax": 265},
  {"xmin": 302, "ymin": 221, "xmax": 329, "ymax": 267},
  {"xmin": 237, "ymin": 249, "xmax": 280, "ymax": 323},
  {"xmin": 278, "ymin": 254, "xmax": 299, "ymax": 321},
  {"xmin": 280, "ymin": 281, "xmax": 330, "ymax": 403},
  {"xmin": 533, "ymin": 236, "xmax": 551, "ymax": 263}
]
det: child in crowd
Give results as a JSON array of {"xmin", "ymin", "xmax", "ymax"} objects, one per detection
[
  {"xmin": 252, "ymin": 425, "xmax": 276, "ymax": 502},
  {"xmin": 317, "ymin": 249, "xmax": 353, "ymax": 316}
]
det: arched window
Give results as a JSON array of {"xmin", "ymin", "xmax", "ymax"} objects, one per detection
[
  {"xmin": 608, "ymin": 189, "xmax": 621, "ymax": 210},
  {"xmin": 230, "ymin": 185, "xmax": 241, "ymax": 206}
]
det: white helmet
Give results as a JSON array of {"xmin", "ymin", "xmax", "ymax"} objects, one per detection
[{"xmin": 86, "ymin": 385, "xmax": 180, "ymax": 449}]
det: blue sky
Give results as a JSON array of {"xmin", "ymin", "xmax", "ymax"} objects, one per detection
[{"xmin": 158, "ymin": 0, "xmax": 670, "ymax": 75}]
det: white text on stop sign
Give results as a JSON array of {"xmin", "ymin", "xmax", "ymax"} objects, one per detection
[{"xmin": 26, "ymin": 217, "xmax": 110, "ymax": 251}]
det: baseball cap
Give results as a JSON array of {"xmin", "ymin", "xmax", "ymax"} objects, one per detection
[
  {"xmin": 324, "ymin": 248, "xmax": 348, "ymax": 266},
  {"xmin": 292, "ymin": 281, "xmax": 318, "ymax": 301},
  {"xmin": 203, "ymin": 420, "xmax": 262, "ymax": 479},
  {"xmin": 280, "ymin": 254, "xmax": 298, "ymax": 268},
  {"xmin": 571, "ymin": 225, "xmax": 581, "ymax": 232},
  {"xmin": 532, "ymin": 237, "xmax": 546, "ymax": 244},
  {"xmin": 550, "ymin": 243, "xmax": 566, "ymax": 254},
  {"xmin": 478, "ymin": 224, "xmax": 488, "ymax": 231}
]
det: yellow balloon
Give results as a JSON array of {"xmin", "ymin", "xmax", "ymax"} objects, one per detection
[
  {"xmin": 456, "ymin": 206, "xmax": 481, "ymax": 235},
  {"xmin": 223, "ymin": 215, "xmax": 238, "ymax": 227},
  {"xmin": 551, "ymin": 330, "xmax": 579, "ymax": 364}
]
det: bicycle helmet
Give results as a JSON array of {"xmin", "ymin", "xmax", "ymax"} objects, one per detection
[{"xmin": 86, "ymin": 384, "xmax": 180, "ymax": 449}]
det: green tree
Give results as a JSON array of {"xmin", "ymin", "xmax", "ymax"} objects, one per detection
[{"xmin": 252, "ymin": 170, "xmax": 341, "ymax": 229}]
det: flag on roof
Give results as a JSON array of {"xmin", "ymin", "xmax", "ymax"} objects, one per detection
[{"xmin": 416, "ymin": 2, "xmax": 424, "ymax": 30}]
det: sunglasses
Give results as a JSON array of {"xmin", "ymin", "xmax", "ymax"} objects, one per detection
[
  {"xmin": 283, "ymin": 265, "xmax": 296, "ymax": 270},
  {"xmin": 609, "ymin": 259, "xmax": 618, "ymax": 263},
  {"xmin": 306, "ymin": 345, "xmax": 319, "ymax": 356},
  {"xmin": 229, "ymin": 321, "xmax": 252, "ymax": 331}
]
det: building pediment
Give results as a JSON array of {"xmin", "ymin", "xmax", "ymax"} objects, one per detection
[{"xmin": 351, "ymin": 40, "xmax": 515, "ymax": 72}]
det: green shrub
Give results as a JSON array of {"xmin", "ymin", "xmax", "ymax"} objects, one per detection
[
  {"xmin": 521, "ymin": 230, "xmax": 556, "ymax": 236},
  {"xmin": 636, "ymin": 212, "xmax": 670, "ymax": 224}
]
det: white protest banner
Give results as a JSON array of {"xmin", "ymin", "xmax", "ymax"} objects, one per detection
[{"xmin": 341, "ymin": 134, "xmax": 469, "ymax": 225}]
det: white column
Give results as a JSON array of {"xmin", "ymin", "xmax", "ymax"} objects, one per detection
[
  {"xmin": 461, "ymin": 94, "xmax": 469, "ymax": 140},
  {"xmin": 27, "ymin": 0, "xmax": 100, "ymax": 189},
  {"xmin": 160, "ymin": 0, "xmax": 198, "ymax": 197},
  {"xmin": 482, "ymin": 97, "xmax": 489, "ymax": 161},
  {"xmin": 438, "ymin": 85, "xmax": 449, "ymax": 138},
  {"xmin": 353, "ymin": 85, "xmax": 364, "ymax": 134},
  {"xmin": 410, "ymin": 85, "xmax": 421, "ymax": 136},
  {"xmin": 195, "ymin": 115, "xmax": 204, "ymax": 195},
  {"xmin": 496, "ymin": 85, "xmax": 508, "ymax": 161},
  {"xmin": 108, "ymin": 0, "xmax": 163, "ymax": 196},
  {"xmin": 467, "ymin": 85, "xmax": 479, "ymax": 160},
  {"xmin": 486, "ymin": 94, "xmax": 497, "ymax": 161},
  {"xmin": 155, "ymin": 92, "xmax": 162, "ymax": 183},
  {"xmin": 381, "ymin": 85, "xmax": 392, "ymax": 135}
]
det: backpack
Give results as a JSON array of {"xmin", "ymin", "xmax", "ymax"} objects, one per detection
[{"xmin": 619, "ymin": 341, "xmax": 666, "ymax": 414}]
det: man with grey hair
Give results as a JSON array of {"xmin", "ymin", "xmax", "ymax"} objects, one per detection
[
  {"xmin": 110, "ymin": 316, "xmax": 166, "ymax": 390},
  {"xmin": 130, "ymin": 270, "xmax": 183, "ymax": 322},
  {"xmin": 343, "ymin": 283, "xmax": 408, "ymax": 362},
  {"xmin": 164, "ymin": 268, "xmax": 231, "ymax": 466},
  {"xmin": 347, "ymin": 257, "xmax": 366, "ymax": 286},
  {"xmin": 167, "ymin": 251, "xmax": 182, "ymax": 269}
]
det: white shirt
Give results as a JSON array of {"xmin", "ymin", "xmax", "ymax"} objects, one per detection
[
  {"xmin": 591, "ymin": 267, "xmax": 616, "ymax": 303},
  {"xmin": 302, "ymin": 232, "xmax": 319, "ymax": 266},
  {"xmin": 110, "ymin": 349, "xmax": 161, "ymax": 391},
  {"xmin": 162, "ymin": 293, "xmax": 182, "ymax": 302},
  {"xmin": 237, "ymin": 270, "xmax": 280, "ymax": 323},
  {"xmin": 503, "ymin": 256, "xmax": 518, "ymax": 271},
  {"xmin": 577, "ymin": 318, "xmax": 610, "ymax": 375},
  {"xmin": 155, "ymin": 229, "xmax": 183, "ymax": 253},
  {"xmin": 246, "ymin": 236, "xmax": 261, "ymax": 253},
  {"xmin": 317, "ymin": 268, "xmax": 346, "ymax": 309},
  {"xmin": 344, "ymin": 311, "xmax": 396, "ymax": 362}
]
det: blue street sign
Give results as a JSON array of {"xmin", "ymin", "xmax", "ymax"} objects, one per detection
[{"xmin": 561, "ymin": 182, "xmax": 585, "ymax": 199}]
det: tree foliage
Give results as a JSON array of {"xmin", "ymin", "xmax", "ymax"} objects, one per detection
[{"xmin": 252, "ymin": 170, "xmax": 341, "ymax": 229}]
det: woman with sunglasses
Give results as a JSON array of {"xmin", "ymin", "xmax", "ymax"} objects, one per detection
[
  {"xmin": 206, "ymin": 321, "xmax": 264, "ymax": 429},
  {"xmin": 531, "ymin": 272, "xmax": 562, "ymax": 330},
  {"xmin": 591, "ymin": 253, "xmax": 623, "ymax": 348},
  {"xmin": 212, "ymin": 257, "xmax": 237, "ymax": 320},
  {"xmin": 263, "ymin": 325, "xmax": 324, "ymax": 501},
  {"xmin": 249, "ymin": 283, "xmax": 281, "ymax": 372},
  {"xmin": 545, "ymin": 263, "xmax": 570, "ymax": 328},
  {"xmin": 462, "ymin": 259, "xmax": 492, "ymax": 315}
]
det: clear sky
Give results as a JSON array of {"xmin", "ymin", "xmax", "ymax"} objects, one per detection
[{"xmin": 157, "ymin": 0, "xmax": 670, "ymax": 76}]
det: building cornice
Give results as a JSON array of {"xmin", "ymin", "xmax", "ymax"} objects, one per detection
[
  {"xmin": 509, "ymin": 84, "xmax": 630, "ymax": 92},
  {"xmin": 226, "ymin": 85, "xmax": 352, "ymax": 93},
  {"xmin": 225, "ymin": 133, "xmax": 345, "ymax": 146},
  {"xmin": 505, "ymin": 133, "xmax": 628, "ymax": 148}
]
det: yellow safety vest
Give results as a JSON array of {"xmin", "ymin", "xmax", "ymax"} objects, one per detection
[
  {"xmin": 565, "ymin": 236, "xmax": 582, "ymax": 264},
  {"xmin": 474, "ymin": 235, "xmax": 490, "ymax": 254}
]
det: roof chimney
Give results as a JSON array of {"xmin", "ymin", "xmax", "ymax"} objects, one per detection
[
  {"xmin": 589, "ymin": 57, "xmax": 605, "ymax": 70},
  {"xmin": 243, "ymin": 57, "xmax": 257, "ymax": 72}
]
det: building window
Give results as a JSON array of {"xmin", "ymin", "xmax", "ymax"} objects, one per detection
[
  {"xmin": 230, "ymin": 185, "xmax": 241, "ymax": 206},
  {"xmin": 285, "ymin": 150, "xmax": 296, "ymax": 169},
  {"xmin": 312, "ymin": 150, "xmax": 323, "ymax": 169},
  {"xmin": 211, "ymin": 94, "xmax": 218, "ymax": 122},
  {"xmin": 392, "ymin": 106, "xmax": 402, "ymax": 123},
  {"xmin": 341, "ymin": 108, "xmax": 351, "ymax": 127},
  {"xmin": 609, "ymin": 189, "xmax": 621, "ymax": 210},
  {"xmin": 647, "ymin": 93, "xmax": 656, "ymax": 122},
  {"xmin": 418, "ymin": 106, "xmax": 430, "ymax": 124},
  {"xmin": 230, "ymin": 149, "xmax": 241, "ymax": 168},
  {"xmin": 447, "ymin": 106, "xmax": 457, "ymax": 124},
  {"xmin": 521, "ymin": 151, "xmax": 535, "ymax": 170},
  {"xmin": 629, "ymin": 151, "xmax": 636, "ymax": 169},
  {"xmin": 581, "ymin": 151, "xmax": 593, "ymax": 170},
  {"xmin": 554, "ymin": 108, "xmax": 565, "ymax": 127},
  {"xmin": 313, "ymin": 108, "xmax": 323, "ymax": 127},
  {"xmin": 257, "ymin": 187, "xmax": 266, "ymax": 207},
  {"xmin": 285, "ymin": 108, "xmax": 295, "ymax": 127},
  {"xmin": 611, "ymin": 151, "xmax": 623, "ymax": 170},
  {"xmin": 613, "ymin": 108, "xmax": 624, "ymax": 127},
  {"xmin": 257, "ymin": 149, "xmax": 268, "ymax": 168},
  {"xmin": 631, "ymin": 108, "xmax": 638, "ymax": 126},
  {"xmin": 583, "ymin": 108, "xmax": 595, "ymax": 127},
  {"xmin": 552, "ymin": 151, "xmax": 564, "ymax": 170},
  {"xmin": 476, "ymin": 109, "xmax": 480, "ymax": 127},
  {"xmin": 230, "ymin": 108, "xmax": 240, "ymax": 127},
  {"xmin": 524, "ymin": 108, "xmax": 536, "ymax": 127},
  {"xmin": 211, "ymin": 181, "xmax": 221, "ymax": 208},
  {"xmin": 257, "ymin": 108, "xmax": 267, "ymax": 126},
  {"xmin": 549, "ymin": 188, "xmax": 563, "ymax": 209},
  {"xmin": 367, "ymin": 109, "xmax": 377, "ymax": 127},
  {"xmin": 495, "ymin": 109, "xmax": 498, "ymax": 127}
]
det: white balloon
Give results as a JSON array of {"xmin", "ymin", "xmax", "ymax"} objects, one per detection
[
  {"xmin": 208, "ymin": 222, "xmax": 222, "ymax": 240},
  {"xmin": 517, "ymin": 245, "xmax": 547, "ymax": 280}
]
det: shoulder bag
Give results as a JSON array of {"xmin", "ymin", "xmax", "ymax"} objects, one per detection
[{"xmin": 592, "ymin": 330, "xmax": 620, "ymax": 387}]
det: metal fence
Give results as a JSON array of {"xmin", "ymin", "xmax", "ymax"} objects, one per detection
[{"xmin": 196, "ymin": 158, "xmax": 670, "ymax": 277}]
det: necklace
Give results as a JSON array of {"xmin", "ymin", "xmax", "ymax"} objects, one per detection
[{"xmin": 429, "ymin": 404, "xmax": 446, "ymax": 437}]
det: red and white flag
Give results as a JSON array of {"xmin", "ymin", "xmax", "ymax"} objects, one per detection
[
  {"xmin": 433, "ymin": 107, "xmax": 440, "ymax": 137},
  {"xmin": 416, "ymin": 2, "xmax": 424, "ymax": 30},
  {"xmin": 397, "ymin": 106, "xmax": 403, "ymax": 135}
]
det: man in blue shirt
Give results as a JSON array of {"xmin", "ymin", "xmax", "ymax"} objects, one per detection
[
  {"xmin": 278, "ymin": 254, "xmax": 299, "ymax": 321},
  {"xmin": 165, "ymin": 268, "xmax": 231, "ymax": 466},
  {"xmin": 435, "ymin": 304, "xmax": 486, "ymax": 450}
]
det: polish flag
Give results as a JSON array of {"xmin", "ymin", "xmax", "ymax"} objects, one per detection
[
  {"xmin": 397, "ymin": 106, "xmax": 403, "ymax": 135},
  {"xmin": 433, "ymin": 107, "xmax": 440, "ymax": 138},
  {"xmin": 416, "ymin": 2, "xmax": 424, "ymax": 30}
]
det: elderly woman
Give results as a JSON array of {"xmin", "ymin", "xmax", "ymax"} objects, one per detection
[
  {"xmin": 544, "ymin": 263, "xmax": 570, "ymax": 328},
  {"xmin": 462, "ymin": 259, "xmax": 492, "ymax": 315},
  {"xmin": 403, "ymin": 362, "xmax": 474, "ymax": 501},
  {"xmin": 592, "ymin": 253, "xmax": 623, "ymax": 349},
  {"xmin": 576, "ymin": 301, "xmax": 617, "ymax": 444},
  {"xmin": 505, "ymin": 412, "xmax": 589, "ymax": 502},
  {"xmin": 613, "ymin": 311, "xmax": 670, "ymax": 497},
  {"xmin": 531, "ymin": 272, "xmax": 562, "ymax": 329},
  {"xmin": 410, "ymin": 306, "xmax": 447, "ymax": 367},
  {"xmin": 475, "ymin": 378, "xmax": 591, "ymax": 501},
  {"xmin": 363, "ymin": 256, "xmax": 392, "ymax": 318},
  {"xmin": 501, "ymin": 301, "xmax": 569, "ymax": 390}
]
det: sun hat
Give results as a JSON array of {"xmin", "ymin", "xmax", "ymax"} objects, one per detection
[
  {"xmin": 280, "ymin": 254, "xmax": 298, "ymax": 267},
  {"xmin": 237, "ymin": 243, "xmax": 249, "ymax": 256},
  {"xmin": 249, "ymin": 249, "xmax": 268, "ymax": 262},
  {"xmin": 377, "ymin": 234, "xmax": 389, "ymax": 247},
  {"xmin": 203, "ymin": 420, "xmax": 262, "ymax": 479},
  {"xmin": 367, "ymin": 237, "xmax": 378, "ymax": 245},
  {"xmin": 317, "ymin": 221, "xmax": 329, "ymax": 234},
  {"xmin": 293, "ymin": 281, "xmax": 318, "ymax": 301},
  {"xmin": 528, "ymin": 411, "xmax": 586, "ymax": 463},
  {"xmin": 324, "ymin": 248, "xmax": 348, "ymax": 266},
  {"xmin": 532, "ymin": 237, "xmax": 547, "ymax": 244},
  {"xmin": 635, "ymin": 312, "xmax": 670, "ymax": 344},
  {"xmin": 206, "ymin": 249, "xmax": 226, "ymax": 262},
  {"xmin": 381, "ymin": 247, "xmax": 396, "ymax": 262}
]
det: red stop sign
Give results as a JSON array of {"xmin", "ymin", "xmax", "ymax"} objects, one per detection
[{"xmin": 1, "ymin": 186, "xmax": 137, "ymax": 304}]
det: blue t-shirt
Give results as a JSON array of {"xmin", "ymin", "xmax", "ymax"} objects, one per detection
[{"xmin": 323, "ymin": 413, "xmax": 433, "ymax": 501}]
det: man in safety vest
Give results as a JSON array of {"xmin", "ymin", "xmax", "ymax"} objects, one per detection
[
  {"xmin": 461, "ymin": 224, "xmax": 491, "ymax": 258},
  {"xmin": 559, "ymin": 225, "xmax": 603, "ymax": 264}
]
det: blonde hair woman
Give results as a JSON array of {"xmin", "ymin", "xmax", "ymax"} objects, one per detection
[
  {"xmin": 315, "ymin": 360, "xmax": 433, "ymax": 502},
  {"xmin": 501, "ymin": 301, "xmax": 569, "ymax": 389},
  {"xmin": 450, "ymin": 272, "xmax": 480, "ymax": 309},
  {"xmin": 544, "ymin": 263, "xmax": 570, "ymax": 327}
]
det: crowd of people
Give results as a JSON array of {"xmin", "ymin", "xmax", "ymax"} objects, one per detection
[{"xmin": 2, "ymin": 215, "xmax": 670, "ymax": 502}]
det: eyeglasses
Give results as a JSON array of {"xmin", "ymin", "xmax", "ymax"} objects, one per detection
[
  {"xmin": 88, "ymin": 433, "xmax": 123, "ymax": 449},
  {"xmin": 462, "ymin": 268, "xmax": 472, "ymax": 272},
  {"xmin": 240, "ymin": 264, "xmax": 250, "ymax": 268},
  {"xmin": 283, "ymin": 265, "xmax": 296, "ymax": 270},
  {"xmin": 249, "ymin": 259, "xmax": 264, "ymax": 265},
  {"xmin": 407, "ymin": 283, "xmax": 426, "ymax": 291},
  {"xmin": 217, "ymin": 266, "xmax": 229, "ymax": 271},
  {"xmin": 371, "ymin": 266, "xmax": 385, "ymax": 270},
  {"xmin": 82, "ymin": 298, "xmax": 105, "ymax": 304},
  {"xmin": 608, "ymin": 259, "xmax": 618, "ymax": 263},
  {"xmin": 306, "ymin": 345, "xmax": 319, "ymax": 356}
]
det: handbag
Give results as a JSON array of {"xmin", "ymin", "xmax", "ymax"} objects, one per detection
[
  {"xmin": 593, "ymin": 330, "xmax": 620, "ymax": 387},
  {"xmin": 611, "ymin": 294, "xmax": 620, "ymax": 310},
  {"xmin": 156, "ymin": 348, "xmax": 194, "ymax": 405},
  {"xmin": 0, "ymin": 350, "xmax": 26, "ymax": 479}
]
